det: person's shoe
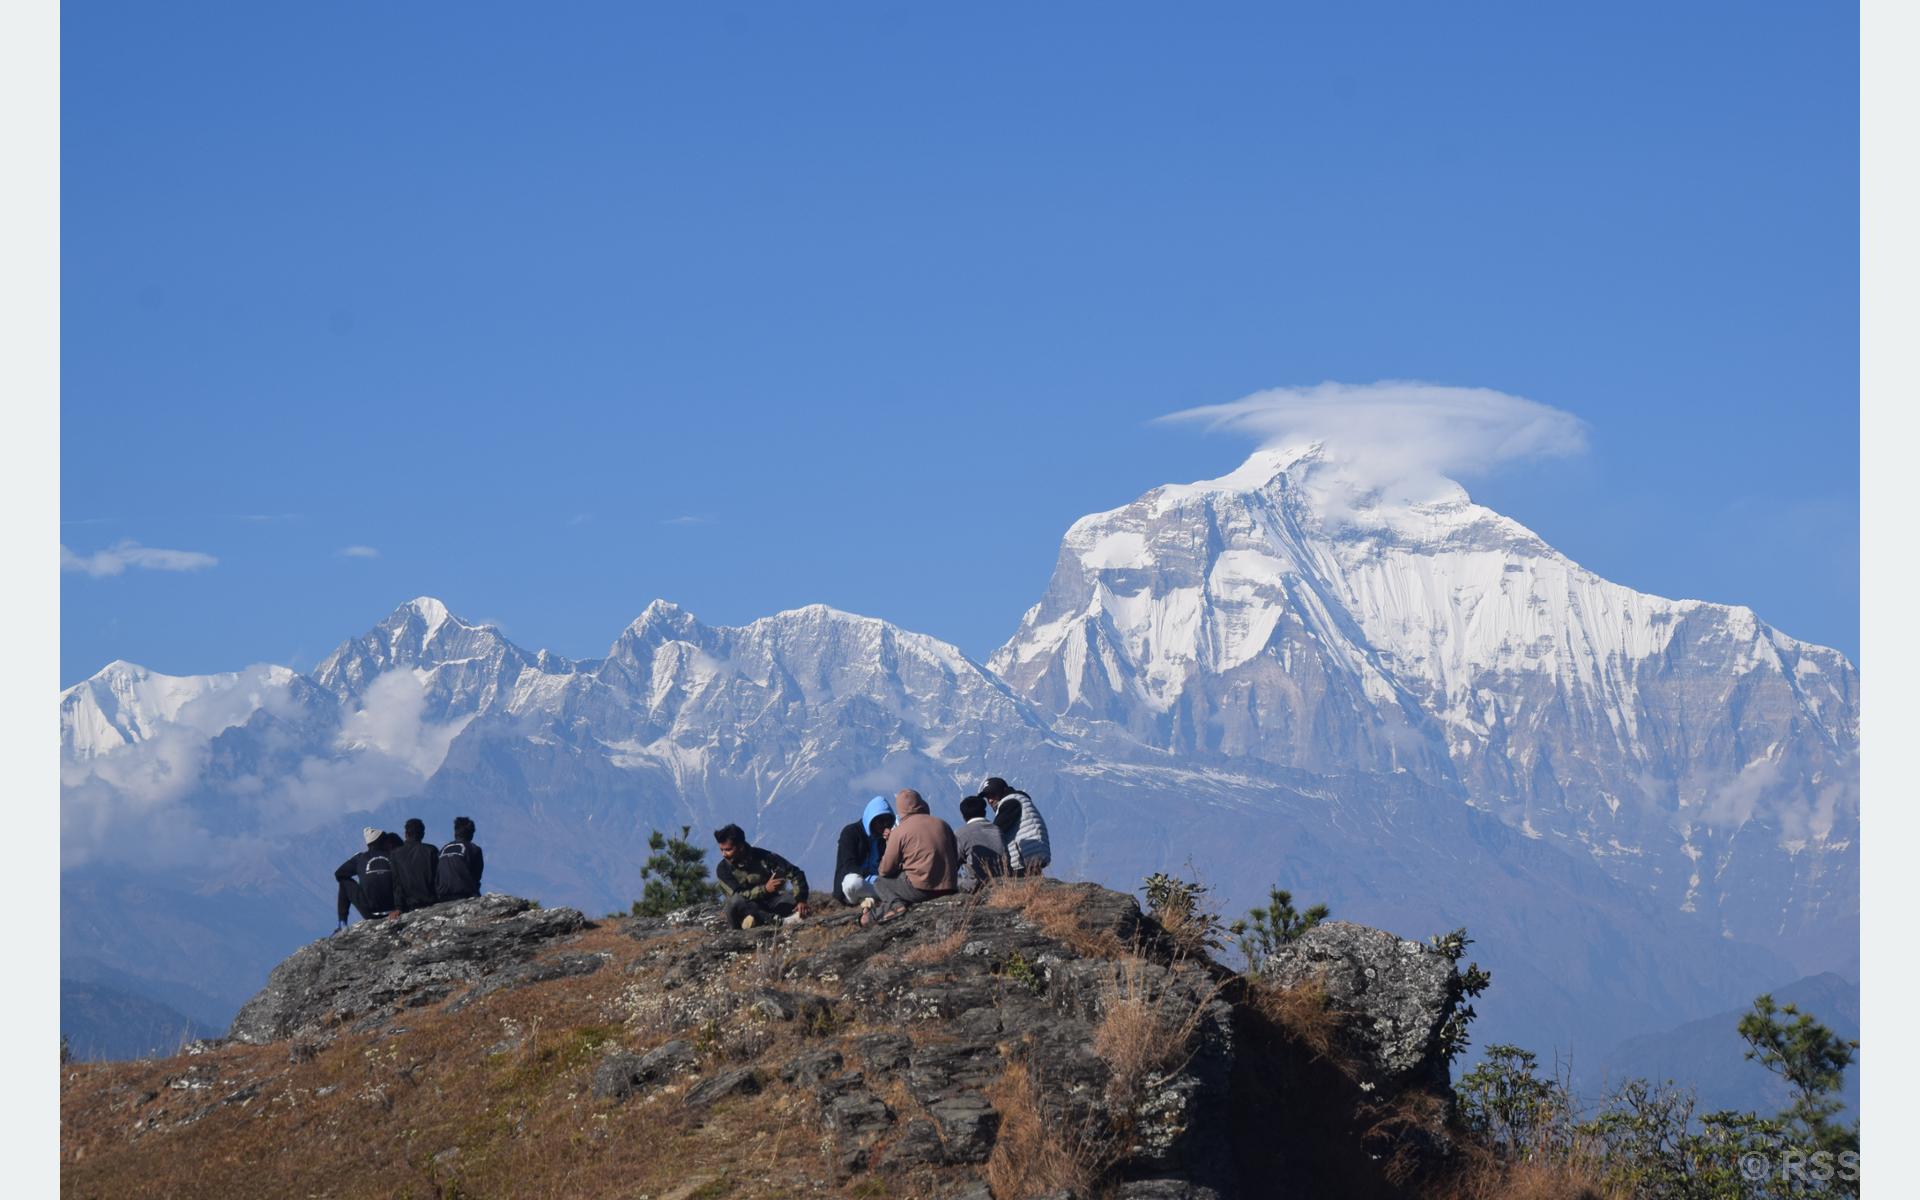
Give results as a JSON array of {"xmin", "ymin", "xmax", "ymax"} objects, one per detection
[{"xmin": 740, "ymin": 915, "xmax": 757, "ymax": 930}]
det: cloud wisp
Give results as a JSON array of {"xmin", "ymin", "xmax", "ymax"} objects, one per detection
[
  {"xmin": 336, "ymin": 545, "xmax": 381, "ymax": 559},
  {"xmin": 1159, "ymin": 380, "xmax": 1588, "ymax": 508},
  {"xmin": 61, "ymin": 541, "xmax": 218, "ymax": 578},
  {"xmin": 662, "ymin": 515, "xmax": 717, "ymax": 526}
]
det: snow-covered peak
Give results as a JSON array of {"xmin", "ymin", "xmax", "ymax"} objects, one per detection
[
  {"xmin": 61, "ymin": 661, "xmax": 298, "ymax": 759},
  {"xmin": 996, "ymin": 448, "xmax": 1856, "ymax": 767},
  {"xmin": 401, "ymin": 596, "xmax": 453, "ymax": 641}
]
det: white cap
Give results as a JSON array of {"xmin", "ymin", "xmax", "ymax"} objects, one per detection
[{"xmin": 363, "ymin": 826, "xmax": 382, "ymax": 847}]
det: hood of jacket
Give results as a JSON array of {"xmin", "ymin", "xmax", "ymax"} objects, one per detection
[
  {"xmin": 895, "ymin": 792, "xmax": 930, "ymax": 818},
  {"xmin": 863, "ymin": 795, "xmax": 895, "ymax": 836}
]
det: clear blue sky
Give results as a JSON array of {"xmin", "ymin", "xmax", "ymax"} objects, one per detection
[{"xmin": 60, "ymin": 2, "xmax": 1859, "ymax": 686}]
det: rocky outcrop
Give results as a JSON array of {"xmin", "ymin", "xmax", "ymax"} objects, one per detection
[
  {"xmin": 1258, "ymin": 920, "xmax": 1458, "ymax": 1090},
  {"xmin": 70, "ymin": 883, "xmax": 1473, "ymax": 1199},
  {"xmin": 227, "ymin": 895, "xmax": 599, "ymax": 1044}
]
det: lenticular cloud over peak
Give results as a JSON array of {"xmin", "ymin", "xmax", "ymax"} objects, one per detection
[{"xmin": 1159, "ymin": 381, "xmax": 1590, "ymax": 506}]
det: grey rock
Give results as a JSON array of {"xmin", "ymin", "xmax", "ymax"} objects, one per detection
[
  {"xmin": 637, "ymin": 1038, "xmax": 700, "ymax": 1080},
  {"xmin": 447, "ymin": 952, "xmax": 603, "ymax": 1011},
  {"xmin": 926, "ymin": 1093, "xmax": 1000, "ymax": 1164},
  {"xmin": 779, "ymin": 1047, "xmax": 844, "ymax": 1087},
  {"xmin": 887, "ymin": 1117, "xmax": 946, "ymax": 1166},
  {"xmin": 682, "ymin": 1065, "xmax": 763, "ymax": 1108},
  {"xmin": 227, "ymin": 896, "xmax": 589, "ymax": 1044},
  {"xmin": 590, "ymin": 1052, "xmax": 647, "ymax": 1101},
  {"xmin": 823, "ymin": 1088, "xmax": 894, "ymax": 1136},
  {"xmin": 851, "ymin": 1031, "xmax": 911, "ymax": 1075},
  {"xmin": 1259, "ymin": 920, "xmax": 1457, "ymax": 1087},
  {"xmin": 590, "ymin": 1038, "xmax": 702, "ymax": 1099},
  {"xmin": 1113, "ymin": 1182, "xmax": 1221, "ymax": 1200}
]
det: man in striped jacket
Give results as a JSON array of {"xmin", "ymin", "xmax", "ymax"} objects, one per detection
[{"xmin": 979, "ymin": 776, "xmax": 1050, "ymax": 877}]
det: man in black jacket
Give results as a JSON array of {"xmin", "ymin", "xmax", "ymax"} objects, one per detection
[
  {"xmin": 390, "ymin": 817, "xmax": 441, "ymax": 912},
  {"xmin": 436, "ymin": 816, "xmax": 484, "ymax": 901},
  {"xmin": 712, "ymin": 823, "xmax": 811, "ymax": 929},
  {"xmin": 831, "ymin": 795, "xmax": 895, "ymax": 906},
  {"xmin": 335, "ymin": 827, "xmax": 401, "ymax": 930}
]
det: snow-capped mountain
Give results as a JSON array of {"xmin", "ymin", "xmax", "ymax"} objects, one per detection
[
  {"xmin": 992, "ymin": 446, "xmax": 1858, "ymax": 967},
  {"xmin": 58, "ymin": 450, "xmax": 1858, "ymax": 1064}
]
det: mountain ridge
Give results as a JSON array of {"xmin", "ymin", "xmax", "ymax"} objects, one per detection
[{"xmin": 59, "ymin": 449, "xmax": 1857, "ymax": 1076}]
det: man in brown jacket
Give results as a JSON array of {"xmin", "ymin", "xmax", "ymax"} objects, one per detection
[{"xmin": 868, "ymin": 788, "xmax": 959, "ymax": 923}]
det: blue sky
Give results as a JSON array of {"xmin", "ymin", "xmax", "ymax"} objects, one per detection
[{"xmin": 60, "ymin": 2, "xmax": 1859, "ymax": 685}]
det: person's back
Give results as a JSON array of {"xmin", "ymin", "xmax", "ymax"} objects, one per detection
[
  {"xmin": 981, "ymin": 776, "xmax": 1050, "ymax": 876},
  {"xmin": 954, "ymin": 795, "xmax": 1008, "ymax": 893},
  {"xmin": 390, "ymin": 817, "xmax": 440, "ymax": 912},
  {"xmin": 335, "ymin": 827, "xmax": 401, "ymax": 927},
  {"xmin": 878, "ymin": 790, "xmax": 959, "ymax": 894},
  {"xmin": 436, "ymin": 815, "xmax": 484, "ymax": 901}
]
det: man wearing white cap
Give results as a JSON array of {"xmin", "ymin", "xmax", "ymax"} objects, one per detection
[{"xmin": 334, "ymin": 826, "xmax": 402, "ymax": 931}]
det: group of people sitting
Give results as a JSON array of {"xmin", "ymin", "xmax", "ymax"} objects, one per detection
[
  {"xmin": 710, "ymin": 776, "xmax": 1050, "ymax": 930},
  {"xmin": 334, "ymin": 816, "xmax": 485, "ymax": 929}
]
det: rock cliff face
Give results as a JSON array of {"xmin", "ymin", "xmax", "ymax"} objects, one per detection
[{"xmin": 62, "ymin": 884, "xmax": 1474, "ymax": 1200}]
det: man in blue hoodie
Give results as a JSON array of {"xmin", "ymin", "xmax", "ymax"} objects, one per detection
[{"xmin": 832, "ymin": 796, "xmax": 896, "ymax": 906}]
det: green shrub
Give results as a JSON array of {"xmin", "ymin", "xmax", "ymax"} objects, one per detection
[
  {"xmin": 632, "ymin": 826, "xmax": 723, "ymax": 916},
  {"xmin": 1228, "ymin": 885, "xmax": 1329, "ymax": 970}
]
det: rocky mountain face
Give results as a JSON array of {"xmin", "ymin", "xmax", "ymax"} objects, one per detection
[
  {"xmin": 58, "ymin": 450, "xmax": 1858, "ymax": 1077},
  {"xmin": 60, "ymin": 882, "xmax": 1480, "ymax": 1199},
  {"xmin": 992, "ymin": 446, "xmax": 1857, "ymax": 967}
]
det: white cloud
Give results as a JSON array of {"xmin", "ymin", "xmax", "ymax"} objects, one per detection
[
  {"xmin": 336, "ymin": 545, "xmax": 381, "ymax": 559},
  {"xmin": 61, "ymin": 668, "xmax": 473, "ymax": 869},
  {"xmin": 61, "ymin": 540, "xmax": 218, "ymax": 577},
  {"xmin": 1159, "ymin": 380, "xmax": 1589, "ymax": 510},
  {"xmin": 662, "ymin": 515, "xmax": 716, "ymax": 526},
  {"xmin": 567, "ymin": 513, "xmax": 593, "ymax": 526}
]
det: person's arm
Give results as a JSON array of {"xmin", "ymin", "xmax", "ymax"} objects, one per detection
[
  {"xmin": 992, "ymin": 799, "xmax": 1021, "ymax": 841},
  {"xmin": 769, "ymin": 852, "xmax": 809, "ymax": 903},
  {"xmin": 427, "ymin": 844, "xmax": 439, "ymax": 891},
  {"xmin": 335, "ymin": 853, "xmax": 361, "ymax": 884},
  {"xmin": 714, "ymin": 858, "xmax": 743, "ymax": 896},
  {"xmin": 471, "ymin": 844, "xmax": 484, "ymax": 890},
  {"xmin": 877, "ymin": 828, "xmax": 904, "ymax": 878}
]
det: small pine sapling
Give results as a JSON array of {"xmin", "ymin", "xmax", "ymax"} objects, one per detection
[
  {"xmin": 1230, "ymin": 885, "xmax": 1330, "ymax": 971},
  {"xmin": 632, "ymin": 825, "xmax": 724, "ymax": 916}
]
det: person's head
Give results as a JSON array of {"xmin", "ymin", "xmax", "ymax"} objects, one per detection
[
  {"xmin": 404, "ymin": 817, "xmax": 426, "ymax": 842},
  {"xmin": 959, "ymin": 794, "xmax": 988, "ymax": 823},
  {"xmin": 713, "ymin": 823, "xmax": 748, "ymax": 861},
  {"xmin": 453, "ymin": 816, "xmax": 475, "ymax": 842},
  {"xmin": 894, "ymin": 788, "xmax": 928, "ymax": 817},
  {"xmin": 979, "ymin": 777, "xmax": 1012, "ymax": 803},
  {"xmin": 870, "ymin": 813, "xmax": 895, "ymax": 841},
  {"xmin": 363, "ymin": 825, "xmax": 383, "ymax": 848}
]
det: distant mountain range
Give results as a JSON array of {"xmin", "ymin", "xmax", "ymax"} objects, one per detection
[{"xmin": 60, "ymin": 446, "xmax": 1858, "ymax": 1077}]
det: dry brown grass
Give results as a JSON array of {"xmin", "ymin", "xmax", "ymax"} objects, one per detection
[
  {"xmin": 1249, "ymin": 975, "xmax": 1343, "ymax": 1063},
  {"xmin": 901, "ymin": 890, "xmax": 987, "ymax": 965},
  {"xmin": 1436, "ymin": 1142, "xmax": 1615, "ymax": 1200},
  {"xmin": 1090, "ymin": 959, "xmax": 1220, "ymax": 1107},
  {"xmin": 983, "ymin": 1058, "xmax": 1114, "ymax": 1200},
  {"xmin": 983, "ymin": 878, "xmax": 1127, "ymax": 958},
  {"xmin": 58, "ymin": 921, "xmax": 930, "ymax": 1200}
]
